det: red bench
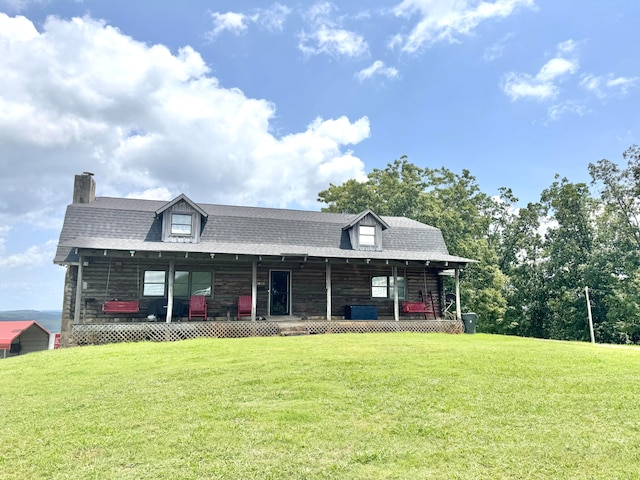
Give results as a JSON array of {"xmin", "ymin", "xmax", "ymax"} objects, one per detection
[
  {"xmin": 402, "ymin": 301, "xmax": 436, "ymax": 319},
  {"xmin": 102, "ymin": 300, "xmax": 140, "ymax": 314}
]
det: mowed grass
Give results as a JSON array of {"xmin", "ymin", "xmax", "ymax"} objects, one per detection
[{"xmin": 2, "ymin": 334, "xmax": 640, "ymax": 479}]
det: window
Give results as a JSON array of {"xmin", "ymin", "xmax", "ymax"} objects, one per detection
[
  {"xmin": 143, "ymin": 271, "xmax": 166, "ymax": 296},
  {"xmin": 171, "ymin": 213, "xmax": 192, "ymax": 235},
  {"xmin": 371, "ymin": 276, "xmax": 405, "ymax": 299},
  {"xmin": 143, "ymin": 270, "xmax": 212, "ymax": 297},
  {"xmin": 359, "ymin": 225, "xmax": 376, "ymax": 246},
  {"xmin": 174, "ymin": 271, "xmax": 212, "ymax": 297}
]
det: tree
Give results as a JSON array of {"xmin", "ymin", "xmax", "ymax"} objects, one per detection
[
  {"xmin": 499, "ymin": 202, "xmax": 550, "ymax": 338},
  {"xmin": 538, "ymin": 177, "xmax": 595, "ymax": 341},
  {"xmin": 588, "ymin": 146, "xmax": 640, "ymax": 343}
]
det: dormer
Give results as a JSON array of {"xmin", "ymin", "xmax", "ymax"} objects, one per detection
[
  {"xmin": 343, "ymin": 209, "xmax": 390, "ymax": 251},
  {"xmin": 156, "ymin": 194, "xmax": 208, "ymax": 243}
]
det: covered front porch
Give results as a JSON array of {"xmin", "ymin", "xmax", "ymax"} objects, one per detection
[{"xmin": 61, "ymin": 248, "xmax": 467, "ymax": 346}]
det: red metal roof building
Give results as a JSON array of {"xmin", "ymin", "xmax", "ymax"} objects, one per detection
[{"xmin": 0, "ymin": 321, "xmax": 51, "ymax": 358}]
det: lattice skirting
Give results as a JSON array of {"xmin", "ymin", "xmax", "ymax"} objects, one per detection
[{"xmin": 72, "ymin": 320, "xmax": 464, "ymax": 345}]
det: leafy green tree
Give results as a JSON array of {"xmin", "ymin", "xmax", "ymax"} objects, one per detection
[
  {"xmin": 538, "ymin": 177, "xmax": 595, "ymax": 341},
  {"xmin": 588, "ymin": 146, "xmax": 640, "ymax": 343},
  {"xmin": 499, "ymin": 202, "xmax": 550, "ymax": 338}
]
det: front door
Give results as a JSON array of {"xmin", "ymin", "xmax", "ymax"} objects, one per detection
[{"xmin": 270, "ymin": 270, "xmax": 290, "ymax": 316}]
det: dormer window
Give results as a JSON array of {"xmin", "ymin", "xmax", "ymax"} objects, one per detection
[
  {"xmin": 344, "ymin": 209, "xmax": 390, "ymax": 251},
  {"xmin": 359, "ymin": 225, "xmax": 376, "ymax": 246},
  {"xmin": 156, "ymin": 194, "xmax": 207, "ymax": 243},
  {"xmin": 171, "ymin": 214, "xmax": 192, "ymax": 235}
]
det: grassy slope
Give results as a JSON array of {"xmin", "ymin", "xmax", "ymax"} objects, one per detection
[{"xmin": 1, "ymin": 334, "xmax": 639, "ymax": 479}]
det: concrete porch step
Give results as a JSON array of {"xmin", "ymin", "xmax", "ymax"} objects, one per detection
[{"xmin": 279, "ymin": 325, "xmax": 310, "ymax": 336}]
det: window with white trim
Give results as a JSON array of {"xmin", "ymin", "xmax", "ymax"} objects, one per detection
[
  {"xmin": 359, "ymin": 225, "xmax": 376, "ymax": 246},
  {"xmin": 143, "ymin": 271, "xmax": 166, "ymax": 296},
  {"xmin": 371, "ymin": 275, "xmax": 406, "ymax": 299},
  {"xmin": 171, "ymin": 213, "xmax": 192, "ymax": 235}
]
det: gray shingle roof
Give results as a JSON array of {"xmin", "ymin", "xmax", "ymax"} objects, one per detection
[{"xmin": 54, "ymin": 197, "xmax": 474, "ymax": 265}]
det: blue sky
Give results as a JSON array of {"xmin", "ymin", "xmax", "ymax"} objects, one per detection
[{"xmin": 0, "ymin": 0, "xmax": 638, "ymax": 311}]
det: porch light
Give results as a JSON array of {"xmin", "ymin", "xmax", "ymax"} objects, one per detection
[
  {"xmin": 366, "ymin": 258, "xmax": 371, "ymax": 264},
  {"xmin": 129, "ymin": 250, "xmax": 135, "ymax": 257},
  {"xmin": 425, "ymin": 260, "xmax": 430, "ymax": 266},
  {"xmin": 210, "ymin": 253, "xmax": 216, "ymax": 259},
  {"xmin": 185, "ymin": 252, "xmax": 189, "ymax": 258},
  {"xmin": 103, "ymin": 250, "xmax": 107, "ymax": 256}
]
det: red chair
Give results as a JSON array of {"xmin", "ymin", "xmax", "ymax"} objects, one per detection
[
  {"xmin": 189, "ymin": 295, "xmax": 207, "ymax": 320},
  {"xmin": 238, "ymin": 295, "xmax": 252, "ymax": 319}
]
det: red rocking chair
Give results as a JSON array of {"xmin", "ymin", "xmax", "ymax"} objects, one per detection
[
  {"xmin": 237, "ymin": 295, "xmax": 252, "ymax": 319},
  {"xmin": 189, "ymin": 295, "xmax": 207, "ymax": 321}
]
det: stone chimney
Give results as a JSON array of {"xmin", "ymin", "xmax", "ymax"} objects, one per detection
[{"xmin": 73, "ymin": 172, "xmax": 96, "ymax": 204}]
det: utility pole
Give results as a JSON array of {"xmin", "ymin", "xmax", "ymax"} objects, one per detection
[{"xmin": 585, "ymin": 286, "xmax": 595, "ymax": 344}]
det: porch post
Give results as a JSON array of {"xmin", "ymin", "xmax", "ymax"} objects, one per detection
[
  {"xmin": 251, "ymin": 260, "xmax": 257, "ymax": 322},
  {"xmin": 166, "ymin": 260, "xmax": 175, "ymax": 323},
  {"xmin": 326, "ymin": 262, "xmax": 332, "ymax": 320},
  {"xmin": 73, "ymin": 256, "xmax": 84, "ymax": 325},
  {"xmin": 392, "ymin": 265, "xmax": 399, "ymax": 321},
  {"xmin": 455, "ymin": 267, "xmax": 462, "ymax": 320}
]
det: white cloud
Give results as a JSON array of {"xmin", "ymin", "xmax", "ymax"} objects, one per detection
[
  {"xmin": 580, "ymin": 73, "xmax": 638, "ymax": 99},
  {"xmin": 356, "ymin": 60, "xmax": 399, "ymax": 82},
  {"xmin": 0, "ymin": 240, "xmax": 57, "ymax": 270},
  {"xmin": 501, "ymin": 40, "xmax": 579, "ymax": 101},
  {"xmin": 390, "ymin": 0, "xmax": 535, "ymax": 53},
  {"xmin": 206, "ymin": 4, "xmax": 292, "ymax": 39},
  {"xmin": 546, "ymin": 100, "xmax": 589, "ymax": 122},
  {"xmin": 0, "ymin": 0, "xmax": 41, "ymax": 12},
  {"xmin": 298, "ymin": 2, "xmax": 369, "ymax": 57},
  {"xmin": 0, "ymin": 13, "xmax": 369, "ymax": 226},
  {"xmin": 259, "ymin": 3, "xmax": 292, "ymax": 32},
  {"xmin": 299, "ymin": 25, "xmax": 368, "ymax": 57},
  {"xmin": 483, "ymin": 32, "xmax": 514, "ymax": 61},
  {"xmin": 207, "ymin": 12, "xmax": 249, "ymax": 39},
  {"xmin": 125, "ymin": 187, "xmax": 173, "ymax": 201}
]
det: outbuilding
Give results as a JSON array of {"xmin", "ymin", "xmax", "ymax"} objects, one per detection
[{"xmin": 0, "ymin": 321, "xmax": 51, "ymax": 358}]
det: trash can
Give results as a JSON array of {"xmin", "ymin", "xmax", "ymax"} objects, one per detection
[{"xmin": 461, "ymin": 312, "xmax": 477, "ymax": 334}]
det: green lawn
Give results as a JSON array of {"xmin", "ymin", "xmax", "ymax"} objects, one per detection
[{"xmin": 2, "ymin": 333, "xmax": 640, "ymax": 479}]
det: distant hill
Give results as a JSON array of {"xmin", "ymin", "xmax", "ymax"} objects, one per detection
[{"xmin": 0, "ymin": 311, "xmax": 61, "ymax": 333}]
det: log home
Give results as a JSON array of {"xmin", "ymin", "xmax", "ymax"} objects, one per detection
[{"xmin": 54, "ymin": 173, "xmax": 474, "ymax": 346}]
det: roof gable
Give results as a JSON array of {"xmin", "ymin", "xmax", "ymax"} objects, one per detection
[
  {"xmin": 155, "ymin": 194, "xmax": 208, "ymax": 218},
  {"xmin": 343, "ymin": 209, "xmax": 390, "ymax": 231}
]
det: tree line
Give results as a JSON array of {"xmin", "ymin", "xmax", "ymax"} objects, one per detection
[{"xmin": 317, "ymin": 146, "xmax": 640, "ymax": 344}]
